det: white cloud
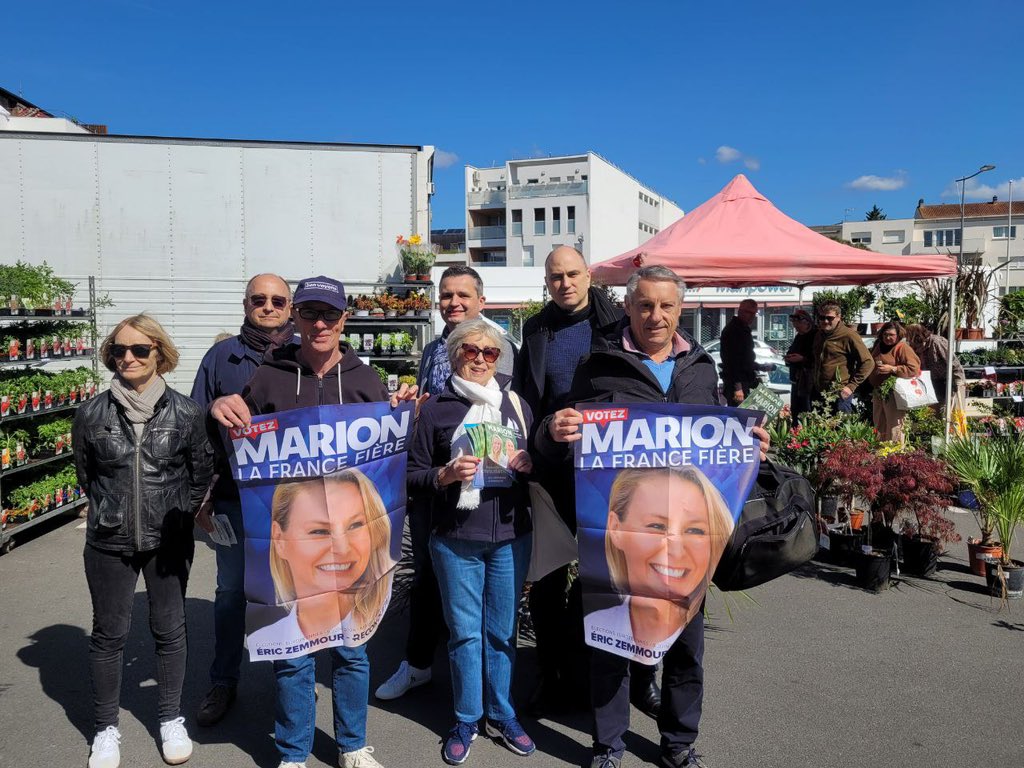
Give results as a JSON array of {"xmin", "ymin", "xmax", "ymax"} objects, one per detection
[
  {"xmin": 434, "ymin": 149, "xmax": 459, "ymax": 169},
  {"xmin": 715, "ymin": 145, "xmax": 742, "ymax": 163},
  {"xmin": 941, "ymin": 176, "xmax": 1024, "ymax": 201},
  {"xmin": 713, "ymin": 145, "xmax": 760, "ymax": 171},
  {"xmin": 846, "ymin": 173, "xmax": 907, "ymax": 191},
  {"xmin": 697, "ymin": 157, "xmax": 707, "ymax": 165}
]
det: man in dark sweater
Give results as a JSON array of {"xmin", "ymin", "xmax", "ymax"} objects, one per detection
[
  {"xmin": 515, "ymin": 246, "xmax": 660, "ymax": 718},
  {"xmin": 191, "ymin": 273, "xmax": 294, "ymax": 727}
]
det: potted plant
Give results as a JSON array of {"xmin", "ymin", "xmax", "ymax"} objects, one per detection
[
  {"xmin": 870, "ymin": 450, "xmax": 959, "ymax": 577},
  {"xmin": 417, "ymin": 249, "xmax": 435, "ymax": 281},
  {"xmin": 985, "ymin": 485, "xmax": 1024, "ymax": 599},
  {"xmin": 956, "ymin": 263, "xmax": 996, "ymax": 340},
  {"xmin": 368, "ymin": 295, "xmax": 385, "ymax": 318},
  {"xmin": 817, "ymin": 440, "xmax": 884, "ymax": 567},
  {"xmin": 942, "ymin": 435, "xmax": 1023, "ymax": 576},
  {"xmin": 353, "ymin": 295, "xmax": 374, "ymax": 317}
]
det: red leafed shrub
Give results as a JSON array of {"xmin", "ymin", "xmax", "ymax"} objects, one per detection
[
  {"xmin": 872, "ymin": 450, "xmax": 960, "ymax": 545},
  {"xmin": 819, "ymin": 440, "xmax": 884, "ymax": 510}
]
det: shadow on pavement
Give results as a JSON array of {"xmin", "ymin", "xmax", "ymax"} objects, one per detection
[{"xmin": 16, "ymin": 623, "xmax": 93, "ymax": 741}]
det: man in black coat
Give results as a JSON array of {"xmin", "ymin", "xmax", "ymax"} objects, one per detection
[
  {"xmin": 537, "ymin": 266, "xmax": 768, "ymax": 768},
  {"xmin": 719, "ymin": 298, "xmax": 770, "ymax": 405},
  {"xmin": 514, "ymin": 246, "xmax": 661, "ymax": 717}
]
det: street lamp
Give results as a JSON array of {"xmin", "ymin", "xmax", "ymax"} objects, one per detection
[{"xmin": 945, "ymin": 164, "xmax": 996, "ymax": 437}]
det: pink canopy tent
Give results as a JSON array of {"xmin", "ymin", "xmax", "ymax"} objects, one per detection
[{"xmin": 589, "ymin": 174, "xmax": 956, "ymax": 288}]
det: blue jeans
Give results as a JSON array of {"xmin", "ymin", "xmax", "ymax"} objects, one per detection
[
  {"xmin": 210, "ymin": 499, "xmax": 246, "ymax": 686},
  {"xmin": 430, "ymin": 533, "xmax": 531, "ymax": 723},
  {"xmin": 273, "ymin": 645, "xmax": 369, "ymax": 760}
]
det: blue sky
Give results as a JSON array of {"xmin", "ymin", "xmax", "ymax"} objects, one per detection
[{"xmin": 5, "ymin": 0, "xmax": 1022, "ymax": 229}]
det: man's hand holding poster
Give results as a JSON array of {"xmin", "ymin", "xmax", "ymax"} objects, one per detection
[
  {"xmin": 224, "ymin": 402, "xmax": 412, "ymax": 661},
  {"xmin": 574, "ymin": 403, "xmax": 760, "ymax": 664}
]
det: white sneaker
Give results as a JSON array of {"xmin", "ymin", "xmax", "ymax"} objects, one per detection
[
  {"xmin": 88, "ymin": 725, "xmax": 121, "ymax": 768},
  {"xmin": 340, "ymin": 746, "xmax": 384, "ymax": 768},
  {"xmin": 374, "ymin": 660, "xmax": 431, "ymax": 700},
  {"xmin": 159, "ymin": 717, "xmax": 193, "ymax": 765}
]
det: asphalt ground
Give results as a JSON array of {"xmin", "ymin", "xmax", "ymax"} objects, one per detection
[{"xmin": 1, "ymin": 508, "xmax": 1022, "ymax": 768}]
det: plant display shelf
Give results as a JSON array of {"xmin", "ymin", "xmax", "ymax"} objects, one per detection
[
  {"xmin": 0, "ymin": 402, "xmax": 79, "ymax": 424},
  {"xmin": 0, "ymin": 275, "xmax": 98, "ymax": 552},
  {"xmin": 0, "ymin": 309, "xmax": 90, "ymax": 322},
  {"xmin": 345, "ymin": 316, "xmax": 431, "ymax": 325},
  {"xmin": 0, "ymin": 496, "xmax": 87, "ymax": 553},
  {"xmin": 1, "ymin": 452, "xmax": 75, "ymax": 478},
  {"xmin": 963, "ymin": 366, "xmax": 1024, "ymax": 383}
]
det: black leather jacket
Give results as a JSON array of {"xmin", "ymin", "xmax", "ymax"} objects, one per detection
[{"xmin": 73, "ymin": 386, "xmax": 214, "ymax": 553}]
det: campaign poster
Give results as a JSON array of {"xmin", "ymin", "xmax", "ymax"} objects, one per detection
[
  {"xmin": 454, "ymin": 421, "xmax": 519, "ymax": 489},
  {"xmin": 574, "ymin": 402, "xmax": 760, "ymax": 665},
  {"xmin": 224, "ymin": 401, "xmax": 412, "ymax": 661}
]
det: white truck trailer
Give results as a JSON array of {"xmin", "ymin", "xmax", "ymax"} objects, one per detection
[{"xmin": 0, "ymin": 131, "xmax": 435, "ymax": 389}]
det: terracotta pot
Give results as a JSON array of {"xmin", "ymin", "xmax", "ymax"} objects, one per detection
[
  {"xmin": 967, "ymin": 538, "xmax": 1003, "ymax": 577},
  {"xmin": 966, "ymin": 328, "xmax": 984, "ymax": 340},
  {"xmin": 870, "ymin": 322, "xmax": 886, "ymax": 333},
  {"xmin": 849, "ymin": 510, "xmax": 865, "ymax": 531},
  {"xmin": 955, "ymin": 328, "xmax": 966, "ymax": 340}
]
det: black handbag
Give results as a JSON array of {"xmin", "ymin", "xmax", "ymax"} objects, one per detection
[{"xmin": 713, "ymin": 461, "xmax": 818, "ymax": 591}]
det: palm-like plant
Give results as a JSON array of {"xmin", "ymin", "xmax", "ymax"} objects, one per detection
[
  {"xmin": 943, "ymin": 435, "xmax": 1024, "ymax": 551},
  {"xmin": 989, "ymin": 485, "xmax": 1024, "ymax": 567}
]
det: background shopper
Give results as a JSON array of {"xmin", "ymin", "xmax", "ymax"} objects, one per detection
[{"xmin": 868, "ymin": 321, "xmax": 921, "ymax": 443}]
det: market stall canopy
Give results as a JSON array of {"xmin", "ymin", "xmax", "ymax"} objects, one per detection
[{"xmin": 589, "ymin": 174, "xmax": 957, "ymax": 288}]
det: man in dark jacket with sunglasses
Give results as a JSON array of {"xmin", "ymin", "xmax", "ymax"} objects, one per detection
[{"xmin": 190, "ymin": 273, "xmax": 294, "ymax": 727}]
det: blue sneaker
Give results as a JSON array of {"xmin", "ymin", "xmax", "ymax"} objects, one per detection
[
  {"xmin": 441, "ymin": 721, "xmax": 478, "ymax": 765},
  {"xmin": 485, "ymin": 718, "xmax": 536, "ymax": 756}
]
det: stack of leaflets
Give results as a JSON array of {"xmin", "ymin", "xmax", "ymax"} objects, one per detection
[{"xmin": 459, "ymin": 422, "xmax": 520, "ymax": 488}]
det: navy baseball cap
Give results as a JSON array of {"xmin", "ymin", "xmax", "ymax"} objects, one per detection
[{"xmin": 293, "ymin": 275, "xmax": 346, "ymax": 309}]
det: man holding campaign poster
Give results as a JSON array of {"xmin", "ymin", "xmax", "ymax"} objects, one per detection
[
  {"xmin": 210, "ymin": 275, "xmax": 423, "ymax": 768},
  {"xmin": 537, "ymin": 266, "xmax": 770, "ymax": 768}
]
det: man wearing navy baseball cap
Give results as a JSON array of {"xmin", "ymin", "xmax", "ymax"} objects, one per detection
[{"xmin": 207, "ymin": 274, "xmax": 422, "ymax": 768}]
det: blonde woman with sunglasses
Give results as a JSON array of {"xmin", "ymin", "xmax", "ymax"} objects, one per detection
[{"xmin": 73, "ymin": 315, "xmax": 213, "ymax": 768}]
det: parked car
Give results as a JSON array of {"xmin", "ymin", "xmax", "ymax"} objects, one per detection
[{"xmin": 702, "ymin": 337, "xmax": 792, "ymax": 403}]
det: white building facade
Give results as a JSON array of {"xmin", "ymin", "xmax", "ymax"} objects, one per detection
[{"xmin": 464, "ymin": 152, "xmax": 684, "ymax": 269}]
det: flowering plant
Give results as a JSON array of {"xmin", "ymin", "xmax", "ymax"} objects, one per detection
[{"xmin": 396, "ymin": 234, "xmax": 435, "ymax": 275}]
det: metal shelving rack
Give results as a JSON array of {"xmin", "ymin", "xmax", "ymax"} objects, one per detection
[
  {"xmin": 346, "ymin": 282, "xmax": 435, "ymax": 371},
  {"xmin": 0, "ymin": 276, "xmax": 98, "ymax": 554}
]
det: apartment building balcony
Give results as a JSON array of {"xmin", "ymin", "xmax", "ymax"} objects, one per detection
[
  {"xmin": 508, "ymin": 181, "xmax": 588, "ymax": 199},
  {"xmin": 467, "ymin": 189, "xmax": 507, "ymax": 207},
  {"xmin": 467, "ymin": 225, "xmax": 507, "ymax": 242}
]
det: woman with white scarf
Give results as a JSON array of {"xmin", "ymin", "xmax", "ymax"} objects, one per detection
[
  {"xmin": 73, "ymin": 315, "xmax": 212, "ymax": 768},
  {"xmin": 407, "ymin": 318, "xmax": 536, "ymax": 765}
]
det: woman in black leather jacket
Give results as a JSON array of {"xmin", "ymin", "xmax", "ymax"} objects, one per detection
[{"xmin": 72, "ymin": 314, "xmax": 212, "ymax": 768}]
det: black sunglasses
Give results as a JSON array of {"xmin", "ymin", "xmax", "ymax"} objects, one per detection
[
  {"xmin": 248, "ymin": 294, "xmax": 289, "ymax": 309},
  {"xmin": 817, "ymin": 315, "xmax": 838, "ymax": 322},
  {"xmin": 111, "ymin": 343, "xmax": 156, "ymax": 359},
  {"xmin": 296, "ymin": 307, "xmax": 344, "ymax": 323},
  {"xmin": 460, "ymin": 343, "xmax": 501, "ymax": 363}
]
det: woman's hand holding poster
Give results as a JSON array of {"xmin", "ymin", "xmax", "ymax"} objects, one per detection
[
  {"xmin": 223, "ymin": 402, "xmax": 412, "ymax": 661},
  {"xmin": 574, "ymin": 403, "xmax": 760, "ymax": 664}
]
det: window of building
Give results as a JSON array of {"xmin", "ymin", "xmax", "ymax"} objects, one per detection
[
  {"xmin": 994, "ymin": 225, "xmax": 1018, "ymax": 239},
  {"xmin": 850, "ymin": 232, "xmax": 872, "ymax": 245},
  {"xmin": 510, "ymin": 209, "xmax": 522, "ymax": 236},
  {"xmin": 527, "ymin": 178, "xmax": 539, "ymax": 184},
  {"xmin": 549, "ymin": 176, "xmax": 561, "ymax": 183},
  {"xmin": 923, "ymin": 229, "xmax": 961, "ymax": 247},
  {"xmin": 581, "ymin": 175, "xmax": 588, "ymax": 181},
  {"xmin": 552, "ymin": 207, "xmax": 561, "ymax": 235},
  {"xmin": 522, "ymin": 245, "xmax": 534, "ymax": 267},
  {"xmin": 567, "ymin": 206, "xmax": 576, "ymax": 234},
  {"xmin": 534, "ymin": 208, "xmax": 546, "ymax": 235},
  {"xmin": 882, "ymin": 230, "xmax": 905, "ymax": 244},
  {"xmin": 566, "ymin": 175, "xmax": 575, "ymax": 182}
]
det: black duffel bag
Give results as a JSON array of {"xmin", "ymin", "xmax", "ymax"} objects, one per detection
[{"xmin": 713, "ymin": 460, "xmax": 818, "ymax": 591}]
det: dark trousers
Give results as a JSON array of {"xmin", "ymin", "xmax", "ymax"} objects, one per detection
[
  {"xmin": 591, "ymin": 612, "xmax": 704, "ymax": 757},
  {"xmin": 405, "ymin": 499, "xmax": 444, "ymax": 669},
  {"xmin": 84, "ymin": 540, "xmax": 193, "ymax": 730}
]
